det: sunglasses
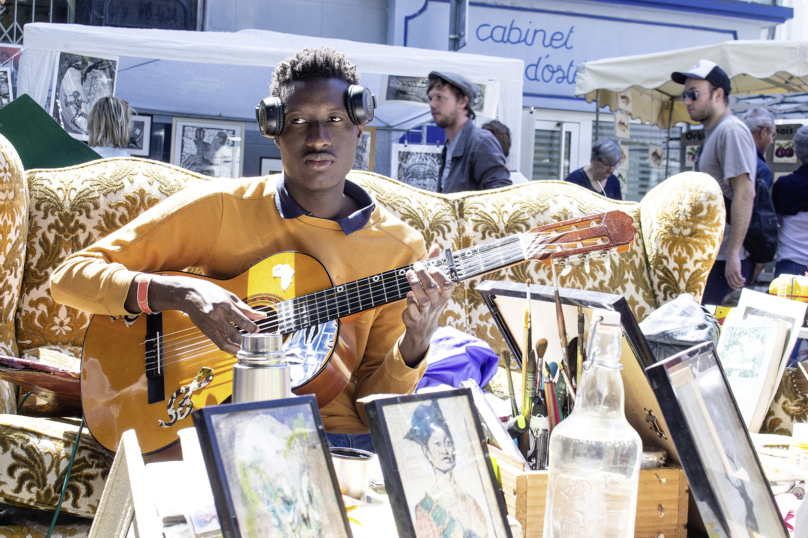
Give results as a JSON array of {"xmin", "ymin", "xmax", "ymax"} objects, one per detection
[{"xmin": 681, "ymin": 88, "xmax": 714, "ymax": 102}]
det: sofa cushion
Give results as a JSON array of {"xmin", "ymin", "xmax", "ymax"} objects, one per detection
[
  {"xmin": 0, "ymin": 132, "xmax": 29, "ymax": 415},
  {"xmin": 18, "ymin": 159, "xmax": 210, "ymax": 356},
  {"xmin": 0, "ymin": 415, "xmax": 113, "ymax": 518}
]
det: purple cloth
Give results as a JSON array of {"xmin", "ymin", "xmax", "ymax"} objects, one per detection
[{"xmin": 416, "ymin": 326, "xmax": 500, "ymax": 390}]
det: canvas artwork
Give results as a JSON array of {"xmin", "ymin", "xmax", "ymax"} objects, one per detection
[
  {"xmin": 685, "ymin": 145, "xmax": 700, "ymax": 168},
  {"xmin": 353, "ymin": 127, "xmax": 376, "ymax": 172},
  {"xmin": 648, "ymin": 144, "xmax": 663, "ymax": 169},
  {"xmin": 391, "ymin": 143, "xmax": 443, "ymax": 192},
  {"xmin": 193, "ymin": 396, "xmax": 351, "ymax": 538},
  {"xmin": 50, "ymin": 52, "xmax": 118, "ymax": 140},
  {"xmin": 0, "ymin": 68, "xmax": 12, "ymax": 110},
  {"xmin": 365, "ymin": 390, "xmax": 512, "ymax": 538},
  {"xmin": 773, "ymin": 140, "xmax": 797, "ymax": 164},
  {"xmin": 171, "ymin": 119, "xmax": 245, "ymax": 178},
  {"xmin": 125, "ymin": 115, "xmax": 152, "ymax": 157},
  {"xmin": 614, "ymin": 112, "xmax": 630, "ymax": 139}
]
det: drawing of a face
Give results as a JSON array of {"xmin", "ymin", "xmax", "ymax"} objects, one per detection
[{"xmin": 423, "ymin": 426, "xmax": 455, "ymax": 474}]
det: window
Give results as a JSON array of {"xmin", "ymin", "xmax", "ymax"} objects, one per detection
[{"xmin": 0, "ymin": 0, "xmax": 72, "ymax": 44}]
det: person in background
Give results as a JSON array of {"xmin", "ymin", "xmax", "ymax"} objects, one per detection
[
  {"xmin": 741, "ymin": 107, "xmax": 775, "ymax": 189},
  {"xmin": 671, "ymin": 60, "xmax": 756, "ymax": 306},
  {"xmin": 481, "ymin": 120, "xmax": 529, "ymax": 184},
  {"xmin": 563, "ymin": 138, "xmax": 623, "ymax": 200},
  {"xmin": 427, "ymin": 71, "xmax": 511, "ymax": 193},
  {"xmin": 87, "ymin": 96, "xmax": 132, "ymax": 158},
  {"xmin": 771, "ymin": 125, "xmax": 808, "ymax": 278}
]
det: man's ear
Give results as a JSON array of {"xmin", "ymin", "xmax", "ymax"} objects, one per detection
[{"xmin": 356, "ymin": 125, "xmax": 363, "ymax": 147}]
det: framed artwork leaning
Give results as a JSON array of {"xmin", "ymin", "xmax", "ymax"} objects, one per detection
[
  {"xmin": 125, "ymin": 114, "xmax": 151, "ymax": 157},
  {"xmin": 352, "ymin": 126, "xmax": 375, "ymax": 172},
  {"xmin": 171, "ymin": 117, "xmax": 245, "ymax": 178},
  {"xmin": 192, "ymin": 395, "xmax": 353, "ymax": 538},
  {"xmin": 364, "ymin": 389, "xmax": 513, "ymax": 538}
]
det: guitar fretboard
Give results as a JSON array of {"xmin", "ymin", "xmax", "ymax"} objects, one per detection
[{"xmin": 275, "ymin": 234, "xmax": 527, "ymax": 334}]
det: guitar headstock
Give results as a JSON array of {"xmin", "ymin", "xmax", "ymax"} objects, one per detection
[{"xmin": 522, "ymin": 210, "xmax": 637, "ymax": 267}]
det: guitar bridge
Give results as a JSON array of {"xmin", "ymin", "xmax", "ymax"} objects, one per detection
[{"xmin": 145, "ymin": 313, "xmax": 165, "ymax": 404}]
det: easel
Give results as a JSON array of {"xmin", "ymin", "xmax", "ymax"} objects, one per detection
[{"xmin": 89, "ymin": 430, "xmax": 163, "ymax": 538}]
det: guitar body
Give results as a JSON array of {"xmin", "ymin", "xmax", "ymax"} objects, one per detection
[{"xmin": 81, "ymin": 252, "xmax": 356, "ymax": 454}]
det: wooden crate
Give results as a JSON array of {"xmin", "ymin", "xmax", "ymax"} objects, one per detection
[{"xmin": 497, "ymin": 460, "xmax": 689, "ymax": 538}]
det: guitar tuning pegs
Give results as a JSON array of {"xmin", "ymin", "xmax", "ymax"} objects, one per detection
[
  {"xmin": 560, "ymin": 260, "xmax": 573, "ymax": 277},
  {"xmin": 590, "ymin": 221, "xmax": 599, "ymax": 227}
]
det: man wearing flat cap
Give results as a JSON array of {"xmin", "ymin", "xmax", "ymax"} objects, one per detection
[
  {"xmin": 671, "ymin": 59, "xmax": 757, "ymax": 305},
  {"xmin": 427, "ymin": 71, "xmax": 511, "ymax": 193}
]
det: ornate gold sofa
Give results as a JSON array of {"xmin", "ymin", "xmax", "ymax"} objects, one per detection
[{"xmin": 0, "ymin": 131, "xmax": 728, "ymax": 533}]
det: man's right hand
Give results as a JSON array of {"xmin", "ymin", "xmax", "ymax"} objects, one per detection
[
  {"xmin": 126, "ymin": 275, "xmax": 266, "ymax": 355},
  {"xmin": 725, "ymin": 254, "xmax": 746, "ymax": 290}
]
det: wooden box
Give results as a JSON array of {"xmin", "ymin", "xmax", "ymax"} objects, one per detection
[{"xmin": 497, "ymin": 460, "xmax": 689, "ymax": 538}]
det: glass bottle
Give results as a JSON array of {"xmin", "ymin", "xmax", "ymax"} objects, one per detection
[{"xmin": 542, "ymin": 309, "xmax": 642, "ymax": 538}]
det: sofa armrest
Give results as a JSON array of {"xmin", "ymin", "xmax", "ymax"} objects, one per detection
[{"xmin": 640, "ymin": 171, "xmax": 725, "ymax": 307}]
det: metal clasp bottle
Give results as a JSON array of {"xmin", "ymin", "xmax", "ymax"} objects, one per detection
[{"xmin": 232, "ymin": 333, "xmax": 292, "ymax": 403}]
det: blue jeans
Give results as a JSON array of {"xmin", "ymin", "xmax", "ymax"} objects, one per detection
[
  {"xmin": 326, "ymin": 433, "xmax": 376, "ymax": 453},
  {"xmin": 702, "ymin": 259, "xmax": 754, "ymax": 306},
  {"xmin": 775, "ymin": 259, "xmax": 808, "ymax": 279}
]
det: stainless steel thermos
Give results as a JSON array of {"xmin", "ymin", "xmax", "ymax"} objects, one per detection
[{"xmin": 232, "ymin": 333, "xmax": 291, "ymax": 403}]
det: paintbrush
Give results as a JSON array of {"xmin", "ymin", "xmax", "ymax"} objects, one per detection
[
  {"xmin": 543, "ymin": 359, "xmax": 559, "ymax": 433},
  {"xmin": 577, "ymin": 307, "xmax": 585, "ymax": 388},
  {"xmin": 523, "ymin": 338, "xmax": 547, "ymax": 420},
  {"xmin": 504, "ymin": 350, "xmax": 520, "ymax": 419},
  {"xmin": 521, "ymin": 283, "xmax": 532, "ymax": 400},
  {"xmin": 551, "ymin": 261, "xmax": 576, "ymax": 399}
]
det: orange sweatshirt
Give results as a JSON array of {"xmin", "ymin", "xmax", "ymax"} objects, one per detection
[{"xmin": 51, "ymin": 176, "xmax": 428, "ymax": 433}]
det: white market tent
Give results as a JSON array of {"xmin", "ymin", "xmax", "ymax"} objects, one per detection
[
  {"xmin": 18, "ymin": 23, "xmax": 525, "ymax": 166},
  {"xmin": 575, "ymin": 39, "xmax": 808, "ymax": 129}
]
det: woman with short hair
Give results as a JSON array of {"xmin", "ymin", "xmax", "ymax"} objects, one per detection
[
  {"xmin": 564, "ymin": 138, "xmax": 623, "ymax": 200},
  {"xmin": 87, "ymin": 96, "xmax": 133, "ymax": 158}
]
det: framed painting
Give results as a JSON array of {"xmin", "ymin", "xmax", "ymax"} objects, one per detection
[
  {"xmin": 391, "ymin": 143, "xmax": 443, "ymax": 192},
  {"xmin": 646, "ymin": 343, "xmax": 789, "ymax": 538},
  {"xmin": 192, "ymin": 395, "xmax": 352, "ymax": 538},
  {"xmin": 171, "ymin": 117, "xmax": 245, "ymax": 178},
  {"xmin": 364, "ymin": 389, "xmax": 513, "ymax": 538},
  {"xmin": 125, "ymin": 114, "xmax": 152, "ymax": 157},
  {"xmin": 49, "ymin": 52, "xmax": 118, "ymax": 141},
  {"xmin": 352, "ymin": 126, "xmax": 376, "ymax": 172},
  {"xmin": 260, "ymin": 157, "xmax": 283, "ymax": 176}
]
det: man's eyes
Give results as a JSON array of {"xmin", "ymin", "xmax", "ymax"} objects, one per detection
[{"xmin": 289, "ymin": 116, "xmax": 344, "ymax": 124}]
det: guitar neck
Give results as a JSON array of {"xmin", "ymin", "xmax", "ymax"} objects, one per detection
[{"xmin": 276, "ymin": 234, "xmax": 526, "ymax": 334}]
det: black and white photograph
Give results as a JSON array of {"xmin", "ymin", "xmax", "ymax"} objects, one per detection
[
  {"xmin": 125, "ymin": 114, "xmax": 152, "ymax": 157},
  {"xmin": 352, "ymin": 126, "xmax": 376, "ymax": 172},
  {"xmin": 391, "ymin": 143, "xmax": 443, "ymax": 192},
  {"xmin": 380, "ymin": 75, "xmax": 498, "ymax": 117},
  {"xmin": 49, "ymin": 52, "xmax": 118, "ymax": 140},
  {"xmin": 0, "ymin": 67, "xmax": 12, "ymax": 110},
  {"xmin": 0, "ymin": 45, "xmax": 21, "ymax": 97},
  {"xmin": 365, "ymin": 389, "xmax": 512, "ymax": 538},
  {"xmin": 171, "ymin": 118, "xmax": 245, "ymax": 178}
]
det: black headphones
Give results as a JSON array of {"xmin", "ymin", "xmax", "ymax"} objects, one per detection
[{"xmin": 255, "ymin": 85, "xmax": 376, "ymax": 138}]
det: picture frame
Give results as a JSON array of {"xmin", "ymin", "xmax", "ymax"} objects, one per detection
[
  {"xmin": 260, "ymin": 157, "xmax": 283, "ymax": 176},
  {"xmin": 364, "ymin": 388, "xmax": 513, "ymax": 538},
  {"xmin": 125, "ymin": 114, "xmax": 152, "ymax": 157},
  {"xmin": 379, "ymin": 75, "xmax": 499, "ymax": 118},
  {"xmin": 192, "ymin": 395, "xmax": 352, "ymax": 538},
  {"xmin": 391, "ymin": 143, "xmax": 443, "ymax": 192},
  {"xmin": 0, "ymin": 67, "xmax": 12, "ymax": 110},
  {"xmin": 50, "ymin": 52, "xmax": 119, "ymax": 141},
  {"xmin": 645, "ymin": 342, "xmax": 789, "ymax": 538},
  {"xmin": 171, "ymin": 117, "xmax": 245, "ymax": 178},
  {"xmin": 475, "ymin": 281, "xmax": 680, "ymax": 467},
  {"xmin": 353, "ymin": 126, "xmax": 376, "ymax": 172}
]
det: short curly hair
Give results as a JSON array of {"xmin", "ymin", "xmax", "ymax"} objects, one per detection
[{"xmin": 269, "ymin": 47, "xmax": 360, "ymax": 104}]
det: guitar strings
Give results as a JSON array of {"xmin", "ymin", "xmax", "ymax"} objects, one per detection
[{"xmin": 140, "ymin": 231, "xmax": 611, "ymax": 373}]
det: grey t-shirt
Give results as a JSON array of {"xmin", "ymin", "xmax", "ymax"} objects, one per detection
[{"xmin": 694, "ymin": 114, "xmax": 757, "ymax": 259}]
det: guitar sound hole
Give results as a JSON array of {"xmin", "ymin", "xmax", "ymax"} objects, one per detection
[{"xmin": 284, "ymin": 320, "xmax": 338, "ymax": 388}]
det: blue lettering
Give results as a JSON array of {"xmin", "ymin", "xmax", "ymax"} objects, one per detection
[
  {"xmin": 507, "ymin": 20, "xmax": 522, "ymax": 44},
  {"xmin": 476, "ymin": 24, "xmax": 492, "ymax": 42},
  {"xmin": 491, "ymin": 24, "xmax": 506, "ymax": 43},
  {"xmin": 541, "ymin": 64, "xmax": 556, "ymax": 83},
  {"xmin": 563, "ymin": 27, "xmax": 574, "ymax": 50},
  {"xmin": 526, "ymin": 56, "xmax": 577, "ymax": 85},
  {"xmin": 531, "ymin": 29, "xmax": 547, "ymax": 48},
  {"xmin": 549, "ymin": 31, "xmax": 565, "ymax": 48}
]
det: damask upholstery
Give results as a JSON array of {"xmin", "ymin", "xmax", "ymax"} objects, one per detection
[{"xmin": 0, "ymin": 133, "xmax": 725, "ymax": 525}]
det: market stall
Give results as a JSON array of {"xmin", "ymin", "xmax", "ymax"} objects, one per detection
[{"xmin": 17, "ymin": 23, "xmax": 525, "ymax": 173}]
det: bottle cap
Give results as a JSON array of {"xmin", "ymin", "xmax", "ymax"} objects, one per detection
[
  {"xmin": 241, "ymin": 333, "xmax": 283, "ymax": 353},
  {"xmin": 593, "ymin": 310, "xmax": 621, "ymax": 327}
]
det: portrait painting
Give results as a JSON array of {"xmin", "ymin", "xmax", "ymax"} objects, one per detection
[
  {"xmin": 646, "ymin": 343, "xmax": 788, "ymax": 538},
  {"xmin": 365, "ymin": 389, "xmax": 512, "ymax": 538},
  {"xmin": 353, "ymin": 126, "xmax": 376, "ymax": 172},
  {"xmin": 391, "ymin": 143, "xmax": 443, "ymax": 192},
  {"xmin": 125, "ymin": 115, "xmax": 152, "ymax": 157},
  {"xmin": 193, "ymin": 396, "xmax": 352, "ymax": 538},
  {"xmin": 0, "ymin": 68, "xmax": 12, "ymax": 110},
  {"xmin": 171, "ymin": 118, "xmax": 245, "ymax": 178},
  {"xmin": 49, "ymin": 52, "xmax": 118, "ymax": 140}
]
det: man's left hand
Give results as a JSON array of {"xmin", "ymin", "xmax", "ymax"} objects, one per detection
[{"xmin": 399, "ymin": 245, "xmax": 454, "ymax": 367}]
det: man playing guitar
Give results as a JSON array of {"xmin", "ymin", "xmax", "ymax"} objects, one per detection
[{"xmin": 51, "ymin": 47, "xmax": 454, "ymax": 455}]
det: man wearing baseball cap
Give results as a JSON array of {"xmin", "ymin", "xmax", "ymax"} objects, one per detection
[
  {"xmin": 671, "ymin": 59, "xmax": 757, "ymax": 305},
  {"xmin": 427, "ymin": 71, "xmax": 511, "ymax": 193}
]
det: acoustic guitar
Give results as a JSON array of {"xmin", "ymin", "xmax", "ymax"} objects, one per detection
[{"xmin": 80, "ymin": 210, "xmax": 636, "ymax": 454}]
